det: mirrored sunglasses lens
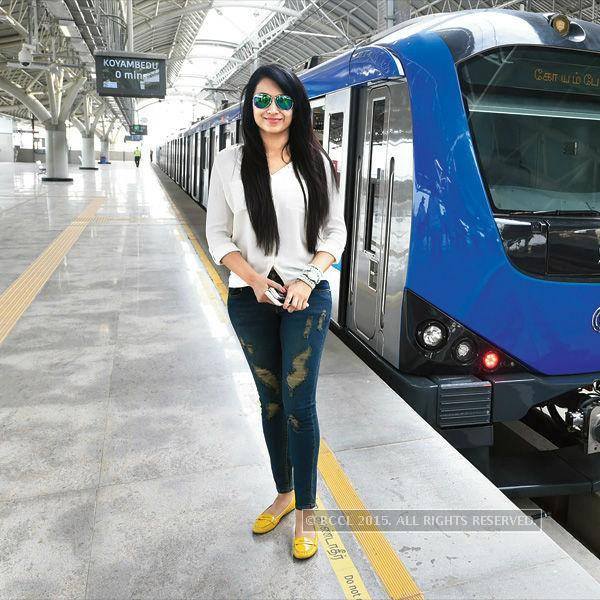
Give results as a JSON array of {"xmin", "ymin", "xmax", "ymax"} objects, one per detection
[
  {"xmin": 276, "ymin": 95, "xmax": 293, "ymax": 110},
  {"xmin": 253, "ymin": 94, "xmax": 271, "ymax": 109}
]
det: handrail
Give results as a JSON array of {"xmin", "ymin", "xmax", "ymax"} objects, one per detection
[{"xmin": 380, "ymin": 156, "xmax": 395, "ymax": 329}]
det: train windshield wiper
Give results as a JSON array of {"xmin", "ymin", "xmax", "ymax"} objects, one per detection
[
  {"xmin": 502, "ymin": 209, "xmax": 600, "ymax": 217},
  {"xmin": 504, "ymin": 210, "xmax": 566, "ymax": 216}
]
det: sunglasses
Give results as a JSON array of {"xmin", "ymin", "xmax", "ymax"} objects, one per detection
[{"xmin": 252, "ymin": 92, "xmax": 294, "ymax": 111}]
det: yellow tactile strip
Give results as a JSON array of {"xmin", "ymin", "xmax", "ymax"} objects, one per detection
[
  {"xmin": 318, "ymin": 439, "xmax": 425, "ymax": 600},
  {"xmin": 0, "ymin": 198, "xmax": 105, "ymax": 345},
  {"xmin": 156, "ymin": 176, "xmax": 425, "ymax": 600}
]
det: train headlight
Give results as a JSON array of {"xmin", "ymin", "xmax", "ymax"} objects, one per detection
[
  {"xmin": 549, "ymin": 14, "xmax": 570, "ymax": 37},
  {"xmin": 417, "ymin": 321, "xmax": 447, "ymax": 350},
  {"xmin": 453, "ymin": 339, "xmax": 476, "ymax": 364}
]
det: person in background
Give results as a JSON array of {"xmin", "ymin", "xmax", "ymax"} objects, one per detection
[
  {"xmin": 150, "ymin": 149, "xmax": 154, "ymax": 163},
  {"xmin": 134, "ymin": 146, "xmax": 141, "ymax": 167}
]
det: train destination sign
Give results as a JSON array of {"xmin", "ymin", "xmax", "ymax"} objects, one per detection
[
  {"xmin": 461, "ymin": 47, "xmax": 600, "ymax": 99},
  {"xmin": 95, "ymin": 51, "xmax": 166, "ymax": 99}
]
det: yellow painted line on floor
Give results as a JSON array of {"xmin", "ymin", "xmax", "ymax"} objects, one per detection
[
  {"xmin": 318, "ymin": 439, "xmax": 424, "ymax": 600},
  {"xmin": 0, "ymin": 198, "xmax": 105, "ymax": 345},
  {"xmin": 315, "ymin": 493, "xmax": 372, "ymax": 600},
  {"xmin": 155, "ymin": 171, "xmax": 423, "ymax": 600}
]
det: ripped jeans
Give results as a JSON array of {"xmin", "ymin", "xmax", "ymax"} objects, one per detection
[{"xmin": 226, "ymin": 270, "xmax": 332, "ymax": 510}]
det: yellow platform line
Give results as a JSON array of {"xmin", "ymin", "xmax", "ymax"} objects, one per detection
[
  {"xmin": 315, "ymin": 493, "xmax": 372, "ymax": 600},
  {"xmin": 318, "ymin": 439, "xmax": 424, "ymax": 600},
  {"xmin": 156, "ymin": 174, "xmax": 423, "ymax": 600},
  {"xmin": 0, "ymin": 198, "xmax": 105, "ymax": 345}
]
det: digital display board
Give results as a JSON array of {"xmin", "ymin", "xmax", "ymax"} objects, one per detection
[
  {"xmin": 461, "ymin": 47, "xmax": 600, "ymax": 99},
  {"xmin": 130, "ymin": 124, "xmax": 148, "ymax": 135},
  {"xmin": 95, "ymin": 51, "xmax": 166, "ymax": 99}
]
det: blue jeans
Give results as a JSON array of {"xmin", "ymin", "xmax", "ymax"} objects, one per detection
[{"xmin": 226, "ymin": 275, "xmax": 332, "ymax": 510}]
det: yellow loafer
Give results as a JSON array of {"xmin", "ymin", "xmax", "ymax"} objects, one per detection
[
  {"xmin": 252, "ymin": 493, "xmax": 295, "ymax": 534},
  {"xmin": 293, "ymin": 532, "xmax": 318, "ymax": 559}
]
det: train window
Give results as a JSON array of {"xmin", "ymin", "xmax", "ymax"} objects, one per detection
[
  {"xmin": 328, "ymin": 112, "xmax": 344, "ymax": 175},
  {"xmin": 460, "ymin": 46, "xmax": 600, "ymax": 214},
  {"xmin": 236, "ymin": 119, "xmax": 241, "ymax": 144},
  {"xmin": 312, "ymin": 105, "xmax": 325, "ymax": 147},
  {"xmin": 219, "ymin": 123, "xmax": 228, "ymax": 150},
  {"xmin": 365, "ymin": 98, "xmax": 387, "ymax": 253}
]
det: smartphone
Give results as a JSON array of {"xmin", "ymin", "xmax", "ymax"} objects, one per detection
[{"xmin": 265, "ymin": 287, "xmax": 285, "ymax": 306}]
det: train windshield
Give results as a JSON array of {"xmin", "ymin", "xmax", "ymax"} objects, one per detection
[{"xmin": 459, "ymin": 46, "xmax": 600, "ymax": 215}]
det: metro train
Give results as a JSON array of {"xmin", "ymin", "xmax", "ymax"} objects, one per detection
[{"xmin": 157, "ymin": 10, "xmax": 600, "ymax": 495}]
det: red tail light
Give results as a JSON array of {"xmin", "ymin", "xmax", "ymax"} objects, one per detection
[{"xmin": 482, "ymin": 351, "xmax": 500, "ymax": 371}]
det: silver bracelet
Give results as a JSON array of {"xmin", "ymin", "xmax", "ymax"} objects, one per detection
[
  {"xmin": 297, "ymin": 274, "xmax": 316, "ymax": 289},
  {"xmin": 302, "ymin": 264, "xmax": 323, "ymax": 285}
]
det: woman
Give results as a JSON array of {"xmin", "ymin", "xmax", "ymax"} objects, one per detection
[{"xmin": 205, "ymin": 63, "xmax": 346, "ymax": 560}]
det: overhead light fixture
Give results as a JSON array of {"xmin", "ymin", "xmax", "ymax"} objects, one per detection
[{"xmin": 58, "ymin": 19, "xmax": 79, "ymax": 38}]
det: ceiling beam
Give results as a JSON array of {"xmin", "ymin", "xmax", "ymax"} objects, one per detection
[{"xmin": 134, "ymin": 1, "xmax": 301, "ymax": 35}]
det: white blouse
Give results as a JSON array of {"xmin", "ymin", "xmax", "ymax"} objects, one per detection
[{"xmin": 205, "ymin": 143, "xmax": 347, "ymax": 288}]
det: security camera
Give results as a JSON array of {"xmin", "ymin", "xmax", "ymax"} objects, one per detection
[{"xmin": 18, "ymin": 44, "xmax": 34, "ymax": 67}]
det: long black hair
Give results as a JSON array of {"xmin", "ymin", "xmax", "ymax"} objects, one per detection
[{"xmin": 239, "ymin": 63, "xmax": 339, "ymax": 256}]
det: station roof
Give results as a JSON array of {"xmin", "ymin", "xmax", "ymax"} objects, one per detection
[{"xmin": 0, "ymin": 0, "xmax": 599, "ymax": 140}]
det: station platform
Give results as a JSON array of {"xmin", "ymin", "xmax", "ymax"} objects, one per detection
[{"xmin": 2, "ymin": 161, "xmax": 600, "ymax": 600}]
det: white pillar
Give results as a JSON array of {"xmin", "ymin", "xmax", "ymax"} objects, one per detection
[
  {"xmin": 80, "ymin": 135, "xmax": 97, "ymax": 170},
  {"xmin": 99, "ymin": 138, "xmax": 111, "ymax": 164},
  {"xmin": 44, "ymin": 123, "xmax": 72, "ymax": 181},
  {"xmin": 126, "ymin": 0, "xmax": 134, "ymax": 52}
]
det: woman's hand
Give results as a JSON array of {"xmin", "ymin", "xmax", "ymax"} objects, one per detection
[
  {"xmin": 250, "ymin": 275, "xmax": 287, "ymax": 304},
  {"xmin": 282, "ymin": 279, "xmax": 312, "ymax": 312}
]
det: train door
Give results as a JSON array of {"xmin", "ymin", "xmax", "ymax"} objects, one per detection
[
  {"xmin": 201, "ymin": 130, "xmax": 210, "ymax": 208},
  {"xmin": 184, "ymin": 136, "xmax": 189, "ymax": 192},
  {"xmin": 316, "ymin": 88, "xmax": 352, "ymax": 325},
  {"xmin": 348, "ymin": 82, "xmax": 413, "ymax": 367},
  {"xmin": 178, "ymin": 138, "xmax": 183, "ymax": 185},
  {"xmin": 192, "ymin": 132, "xmax": 199, "ymax": 201},
  {"xmin": 187, "ymin": 135, "xmax": 193, "ymax": 193},
  {"xmin": 182, "ymin": 138, "xmax": 186, "ymax": 188},
  {"xmin": 209, "ymin": 127, "xmax": 215, "ymax": 173},
  {"xmin": 184, "ymin": 137, "xmax": 188, "ymax": 188}
]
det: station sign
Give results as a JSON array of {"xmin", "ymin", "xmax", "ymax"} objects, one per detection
[
  {"xmin": 130, "ymin": 124, "xmax": 148, "ymax": 135},
  {"xmin": 94, "ymin": 51, "xmax": 167, "ymax": 99},
  {"xmin": 124, "ymin": 134, "xmax": 143, "ymax": 142}
]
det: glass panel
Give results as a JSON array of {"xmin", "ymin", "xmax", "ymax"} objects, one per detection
[
  {"xmin": 328, "ymin": 112, "xmax": 344, "ymax": 176},
  {"xmin": 460, "ymin": 46, "xmax": 600, "ymax": 214},
  {"xmin": 312, "ymin": 105, "xmax": 325, "ymax": 146},
  {"xmin": 365, "ymin": 98, "xmax": 387, "ymax": 253},
  {"xmin": 219, "ymin": 123, "xmax": 227, "ymax": 150}
]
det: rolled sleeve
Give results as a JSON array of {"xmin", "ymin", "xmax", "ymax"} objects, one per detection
[
  {"xmin": 316, "ymin": 160, "xmax": 347, "ymax": 263},
  {"xmin": 205, "ymin": 156, "xmax": 241, "ymax": 265}
]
